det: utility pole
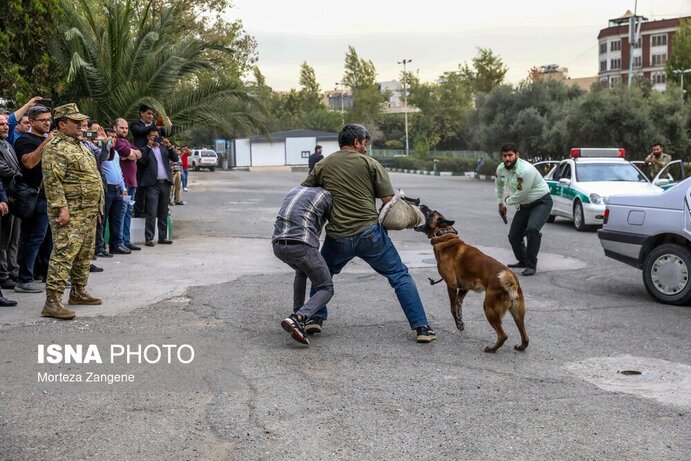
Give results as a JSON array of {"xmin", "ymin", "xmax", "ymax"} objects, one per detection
[
  {"xmin": 335, "ymin": 82, "xmax": 345, "ymax": 126},
  {"xmin": 627, "ymin": 0, "xmax": 641, "ymax": 88},
  {"xmin": 673, "ymin": 69, "xmax": 691, "ymax": 102},
  {"xmin": 398, "ymin": 59, "xmax": 412, "ymax": 156}
]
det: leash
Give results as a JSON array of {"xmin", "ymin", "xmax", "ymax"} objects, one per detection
[{"xmin": 428, "ymin": 277, "xmax": 444, "ymax": 285}]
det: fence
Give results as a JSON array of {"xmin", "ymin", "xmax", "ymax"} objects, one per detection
[{"xmin": 370, "ymin": 149, "xmax": 490, "ymax": 159}]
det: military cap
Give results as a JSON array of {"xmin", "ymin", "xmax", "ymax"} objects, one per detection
[{"xmin": 52, "ymin": 103, "xmax": 89, "ymax": 121}]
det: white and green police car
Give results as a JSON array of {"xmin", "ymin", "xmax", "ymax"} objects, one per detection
[{"xmin": 535, "ymin": 148, "xmax": 683, "ymax": 231}]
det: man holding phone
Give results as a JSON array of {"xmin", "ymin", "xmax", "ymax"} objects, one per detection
[{"xmin": 137, "ymin": 127, "xmax": 178, "ymax": 246}]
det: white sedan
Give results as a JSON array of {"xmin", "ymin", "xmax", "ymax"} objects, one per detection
[{"xmin": 535, "ymin": 148, "xmax": 679, "ymax": 231}]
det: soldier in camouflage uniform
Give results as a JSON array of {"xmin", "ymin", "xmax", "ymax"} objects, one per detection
[{"xmin": 41, "ymin": 104, "xmax": 105, "ymax": 320}]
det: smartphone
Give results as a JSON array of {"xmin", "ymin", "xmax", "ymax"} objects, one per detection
[
  {"xmin": 84, "ymin": 130, "xmax": 98, "ymax": 139},
  {"xmin": 153, "ymin": 136, "xmax": 163, "ymax": 143},
  {"xmin": 40, "ymin": 99, "xmax": 53, "ymax": 108}
]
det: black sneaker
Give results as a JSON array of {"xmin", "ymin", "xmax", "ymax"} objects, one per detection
[
  {"xmin": 416, "ymin": 325, "xmax": 437, "ymax": 343},
  {"xmin": 507, "ymin": 262, "xmax": 527, "ymax": 268},
  {"xmin": 281, "ymin": 314, "xmax": 309, "ymax": 345},
  {"xmin": 304, "ymin": 317, "xmax": 323, "ymax": 335}
]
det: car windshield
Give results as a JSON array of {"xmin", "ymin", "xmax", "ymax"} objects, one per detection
[
  {"xmin": 576, "ymin": 163, "xmax": 648, "ymax": 182},
  {"xmin": 201, "ymin": 151, "xmax": 216, "ymax": 157}
]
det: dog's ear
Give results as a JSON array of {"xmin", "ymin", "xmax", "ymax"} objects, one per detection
[{"xmin": 439, "ymin": 219, "xmax": 455, "ymax": 228}]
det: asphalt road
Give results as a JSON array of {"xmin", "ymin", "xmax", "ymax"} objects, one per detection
[{"xmin": 1, "ymin": 170, "xmax": 689, "ymax": 460}]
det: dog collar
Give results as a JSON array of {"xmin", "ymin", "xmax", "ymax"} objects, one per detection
[{"xmin": 432, "ymin": 227, "xmax": 458, "ymax": 238}]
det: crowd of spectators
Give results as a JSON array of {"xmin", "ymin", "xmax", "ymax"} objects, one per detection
[{"xmin": 0, "ymin": 98, "xmax": 191, "ymax": 315}]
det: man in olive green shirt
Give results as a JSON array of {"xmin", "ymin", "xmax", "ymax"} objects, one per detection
[
  {"xmin": 302, "ymin": 124, "xmax": 436, "ymax": 343},
  {"xmin": 645, "ymin": 142, "xmax": 672, "ymax": 178},
  {"xmin": 495, "ymin": 143, "xmax": 552, "ymax": 276}
]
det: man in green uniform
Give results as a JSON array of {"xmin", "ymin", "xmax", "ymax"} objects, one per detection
[
  {"xmin": 644, "ymin": 142, "xmax": 672, "ymax": 177},
  {"xmin": 41, "ymin": 104, "xmax": 104, "ymax": 320},
  {"xmin": 495, "ymin": 143, "xmax": 552, "ymax": 276}
]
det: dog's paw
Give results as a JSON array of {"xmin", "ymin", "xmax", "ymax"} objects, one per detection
[
  {"xmin": 483, "ymin": 346, "xmax": 497, "ymax": 353},
  {"xmin": 455, "ymin": 322, "xmax": 465, "ymax": 331},
  {"xmin": 514, "ymin": 344, "xmax": 527, "ymax": 351}
]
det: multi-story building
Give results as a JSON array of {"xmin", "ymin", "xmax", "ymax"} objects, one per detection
[{"xmin": 598, "ymin": 10, "xmax": 690, "ymax": 91}]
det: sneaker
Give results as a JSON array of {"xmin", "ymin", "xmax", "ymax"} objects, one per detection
[
  {"xmin": 125, "ymin": 243, "xmax": 141, "ymax": 251},
  {"xmin": 281, "ymin": 314, "xmax": 309, "ymax": 345},
  {"xmin": 96, "ymin": 249, "xmax": 113, "ymax": 258},
  {"xmin": 15, "ymin": 282, "xmax": 44, "ymax": 293},
  {"xmin": 416, "ymin": 325, "xmax": 437, "ymax": 343},
  {"xmin": 521, "ymin": 267, "xmax": 536, "ymax": 276},
  {"xmin": 304, "ymin": 317, "xmax": 323, "ymax": 335},
  {"xmin": 183, "ymin": 187, "xmax": 189, "ymax": 192},
  {"xmin": 89, "ymin": 264, "xmax": 104, "ymax": 273},
  {"xmin": 507, "ymin": 261, "xmax": 527, "ymax": 268},
  {"xmin": 0, "ymin": 278, "xmax": 16, "ymax": 289}
]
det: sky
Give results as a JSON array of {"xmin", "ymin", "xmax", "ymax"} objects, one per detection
[{"xmin": 227, "ymin": 0, "xmax": 691, "ymax": 91}]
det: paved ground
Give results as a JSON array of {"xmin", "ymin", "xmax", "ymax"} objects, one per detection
[{"xmin": 1, "ymin": 170, "xmax": 689, "ymax": 460}]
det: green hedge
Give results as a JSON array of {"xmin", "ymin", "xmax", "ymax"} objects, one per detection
[{"xmin": 387, "ymin": 156, "xmax": 499, "ymax": 175}]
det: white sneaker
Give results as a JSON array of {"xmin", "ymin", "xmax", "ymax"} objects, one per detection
[{"xmin": 183, "ymin": 187, "xmax": 189, "ymax": 191}]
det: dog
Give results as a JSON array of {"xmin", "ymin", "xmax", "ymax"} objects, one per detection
[{"xmin": 415, "ymin": 204, "xmax": 529, "ymax": 353}]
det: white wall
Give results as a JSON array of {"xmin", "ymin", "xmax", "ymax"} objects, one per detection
[
  {"xmin": 251, "ymin": 141, "xmax": 285, "ymax": 166},
  {"xmin": 285, "ymin": 137, "xmax": 316, "ymax": 165},
  {"xmin": 234, "ymin": 138, "xmax": 251, "ymax": 167},
  {"xmin": 320, "ymin": 141, "xmax": 340, "ymax": 157}
]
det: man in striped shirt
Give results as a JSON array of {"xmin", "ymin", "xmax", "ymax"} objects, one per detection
[{"xmin": 272, "ymin": 186, "xmax": 333, "ymax": 346}]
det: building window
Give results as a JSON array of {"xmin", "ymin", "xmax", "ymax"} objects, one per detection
[
  {"xmin": 610, "ymin": 40, "xmax": 621, "ymax": 51},
  {"xmin": 633, "ymin": 56, "xmax": 642, "ymax": 68},
  {"xmin": 610, "ymin": 76, "xmax": 621, "ymax": 87},
  {"xmin": 651, "ymin": 53, "xmax": 667, "ymax": 66},
  {"xmin": 600, "ymin": 60, "xmax": 607, "ymax": 72},
  {"xmin": 633, "ymin": 38, "xmax": 642, "ymax": 48},
  {"xmin": 610, "ymin": 58, "xmax": 621, "ymax": 70},
  {"xmin": 600, "ymin": 42, "xmax": 607, "ymax": 54},
  {"xmin": 651, "ymin": 34, "xmax": 667, "ymax": 47},
  {"xmin": 652, "ymin": 73, "xmax": 666, "ymax": 84}
]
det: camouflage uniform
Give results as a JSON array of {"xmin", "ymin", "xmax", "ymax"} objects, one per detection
[{"xmin": 42, "ymin": 132, "xmax": 104, "ymax": 294}]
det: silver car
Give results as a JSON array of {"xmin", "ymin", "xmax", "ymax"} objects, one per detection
[{"xmin": 598, "ymin": 173, "xmax": 691, "ymax": 305}]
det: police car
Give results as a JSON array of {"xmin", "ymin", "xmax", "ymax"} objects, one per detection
[{"xmin": 535, "ymin": 148, "xmax": 682, "ymax": 231}]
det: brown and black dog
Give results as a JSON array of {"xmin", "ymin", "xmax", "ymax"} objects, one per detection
[{"xmin": 415, "ymin": 205, "xmax": 529, "ymax": 353}]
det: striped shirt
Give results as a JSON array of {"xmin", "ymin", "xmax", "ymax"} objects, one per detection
[{"xmin": 272, "ymin": 186, "xmax": 332, "ymax": 248}]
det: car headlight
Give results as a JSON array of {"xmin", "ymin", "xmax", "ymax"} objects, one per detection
[{"xmin": 590, "ymin": 193, "xmax": 603, "ymax": 204}]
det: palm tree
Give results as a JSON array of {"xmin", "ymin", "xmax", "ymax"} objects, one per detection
[{"xmin": 52, "ymin": 0, "xmax": 266, "ymax": 136}]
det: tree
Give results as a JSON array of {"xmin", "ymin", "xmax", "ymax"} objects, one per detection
[
  {"xmin": 342, "ymin": 46, "xmax": 385, "ymax": 124},
  {"xmin": 667, "ymin": 18, "xmax": 691, "ymax": 99},
  {"xmin": 0, "ymin": 0, "xmax": 65, "ymax": 104},
  {"xmin": 459, "ymin": 48, "xmax": 508, "ymax": 94},
  {"xmin": 298, "ymin": 62, "xmax": 322, "ymax": 113},
  {"xmin": 52, "ymin": 0, "xmax": 265, "ymax": 137}
]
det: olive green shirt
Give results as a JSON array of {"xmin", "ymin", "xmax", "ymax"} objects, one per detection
[
  {"xmin": 648, "ymin": 152, "xmax": 672, "ymax": 177},
  {"xmin": 302, "ymin": 150, "xmax": 395, "ymax": 238},
  {"xmin": 42, "ymin": 132, "xmax": 104, "ymax": 215}
]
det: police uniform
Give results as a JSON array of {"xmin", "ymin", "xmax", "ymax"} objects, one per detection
[{"xmin": 41, "ymin": 104, "xmax": 104, "ymax": 317}]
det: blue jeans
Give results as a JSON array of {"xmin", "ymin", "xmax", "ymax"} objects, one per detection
[
  {"xmin": 104, "ymin": 186, "xmax": 124, "ymax": 248},
  {"xmin": 313, "ymin": 224, "xmax": 429, "ymax": 330},
  {"xmin": 119, "ymin": 186, "xmax": 136, "ymax": 245},
  {"xmin": 18, "ymin": 196, "xmax": 49, "ymax": 284},
  {"xmin": 182, "ymin": 169, "xmax": 189, "ymax": 188}
]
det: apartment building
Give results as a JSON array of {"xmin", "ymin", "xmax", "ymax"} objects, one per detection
[{"xmin": 598, "ymin": 10, "xmax": 690, "ymax": 90}]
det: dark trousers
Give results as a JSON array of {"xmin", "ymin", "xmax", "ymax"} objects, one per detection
[
  {"xmin": 143, "ymin": 181, "xmax": 171, "ymax": 242},
  {"xmin": 508, "ymin": 194, "xmax": 553, "ymax": 270},
  {"xmin": 104, "ymin": 186, "xmax": 124, "ymax": 249},
  {"xmin": 18, "ymin": 196, "xmax": 49, "ymax": 284},
  {"xmin": 272, "ymin": 241, "xmax": 333, "ymax": 319},
  {"xmin": 0, "ymin": 212, "xmax": 21, "ymax": 280}
]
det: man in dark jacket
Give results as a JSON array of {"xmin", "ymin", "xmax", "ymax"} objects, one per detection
[
  {"xmin": 308, "ymin": 145, "xmax": 323, "ymax": 173},
  {"xmin": 0, "ymin": 114, "xmax": 19, "ymax": 306},
  {"xmin": 137, "ymin": 127, "xmax": 178, "ymax": 246}
]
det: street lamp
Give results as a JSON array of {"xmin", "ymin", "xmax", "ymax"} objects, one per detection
[
  {"xmin": 335, "ymin": 82, "xmax": 345, "ymax": 125},
  {"xmin": 397, "ymin": 59, "xmax": 412, "ymax": 156},
  {"xmin": 673, "ymin": 68, "xmax": 691, "ymax": 102}
]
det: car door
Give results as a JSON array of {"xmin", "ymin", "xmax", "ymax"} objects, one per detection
[
  {"xmin": 653, "ymin": 159, "xmax": 685, "ymax": 190},
  {"xmin": 552, "ymin": 161, "xmax": 573, "ymax": 217},
  {"xmin": 534, "ymin": 161, "xmax": 561, "ymax": 215}
]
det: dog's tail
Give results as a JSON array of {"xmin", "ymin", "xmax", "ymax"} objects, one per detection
[{"xmin": 498, "ymin": 270, "xmax": 520, "ymax": 300}]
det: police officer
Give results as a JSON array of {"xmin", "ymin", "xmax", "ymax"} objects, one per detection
[
  {"xmin": 645, "ymin": 142, "xmax": 671, "ymax": 177},
  {"xmin": 495, "ymin": 143, "xmax": 552, "ymax": 276},
  {"xmin": 41, "ymin": 104, "xmax": 105, "ymax": 320}
]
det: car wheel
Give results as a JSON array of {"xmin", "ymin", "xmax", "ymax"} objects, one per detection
[
  {"xmin": 209, "ymin": 167, "xmax": 215, "ymax": 172},
  {"xmin": 573, "ymin": 201, "xmax": 588, "ymax": 231},
  {"xmin": 643, "ymin": 243, "xmax": 691, "ymax": 305},
  {"xmin": 546, "ymin": 214, "xmax": 556, "ymax": 223}
]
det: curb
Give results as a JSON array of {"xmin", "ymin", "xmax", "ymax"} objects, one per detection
[{"xmin": 385, "ymin": 168, "xmax": 496, "ymax": 181}]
